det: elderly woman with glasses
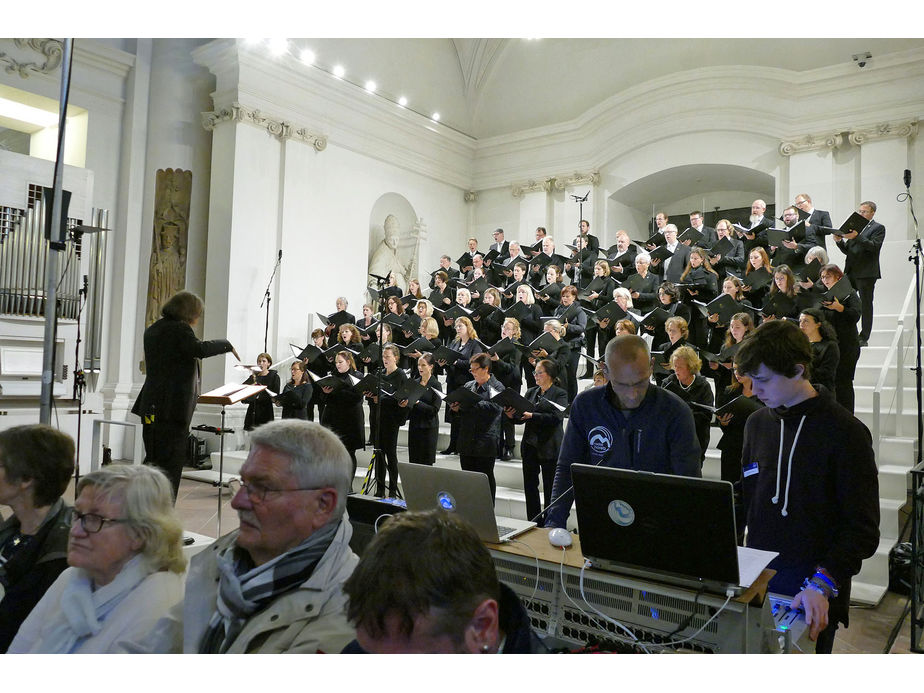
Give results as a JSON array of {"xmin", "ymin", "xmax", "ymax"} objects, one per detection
[
  {"xmin": 0, "ymin": 425, "xmax": 75, "ymax": 652},
  {"xmin": 9, "ymin": 465, "xmax": 186, "ymax": 653}
]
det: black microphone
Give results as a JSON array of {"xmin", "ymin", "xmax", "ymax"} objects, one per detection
[
  {"xmin": 81, "ymin": 274, "xmax": 88, "ymax": 296},
  {"xmin": 278, "ymin": 249, "xmax": 283, "ymax": 262},
  {"xmin": 904, "ymin": 169, "xmax": 912, "ymax": 188}
]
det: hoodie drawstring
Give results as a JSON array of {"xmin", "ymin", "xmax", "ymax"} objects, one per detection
[{"xmin": 771, "ymin": 415, "xmax": 806, "ymax": 517}]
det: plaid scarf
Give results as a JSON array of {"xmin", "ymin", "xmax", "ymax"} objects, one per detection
[{"xmin": 198, "ymin": 520, "xmax": 339, "ymax": 653}]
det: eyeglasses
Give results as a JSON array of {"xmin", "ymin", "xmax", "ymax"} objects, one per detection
[
  {"xmin": 228, "ymin": 478, "xmax": 323, "ymax": 504},
  {"xmin": 71, "ymin": 510, "xmax": 129, "ymax": 534}
]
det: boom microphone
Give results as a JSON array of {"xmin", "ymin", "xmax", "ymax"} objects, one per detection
[{"xmin": 905, "ymin": 169, "xmax": 912, "ymax": 189}]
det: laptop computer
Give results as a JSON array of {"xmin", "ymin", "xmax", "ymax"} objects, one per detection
[
  {"xmin": 571, "ymin": 464, "xmax": 776, "ymax": 596},
  {"xmin": 397, "ymin": 463, "xmax": 536, "ymax": 543}
]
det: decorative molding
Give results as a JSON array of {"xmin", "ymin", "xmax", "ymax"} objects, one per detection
[
  {"xmin": 778, "ymin": 132, "xmax": 844, "ymax": 156},
  {"xmin": 0, "ymin": 39, "xmax": 63, "ymax": 78},
  {"xmin": 511, "ymin": 178, "xmax": 554, "ymax": 198},
  {"xmin": 848, "ymin": 119, "xmax": 918, "ymax": 146},
  {"xmin": 464, "ymin": 191, "xmax": 477, "ymax": 203},
  {"xmin": 553, "ymin": 170, "xmax": 600, "ymax": 190},
  {"xmin": 201, "ymin": 102, "xmax": 327, "ymax": 151}
]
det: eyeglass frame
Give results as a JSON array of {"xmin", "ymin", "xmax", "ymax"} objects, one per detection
[
  {"xmin": 71, "ymin": 509, "xmax": 130, "ymax": 534},
  {"xmin": 228, "ymin": 478, "xmax": 325, "ymax": 505}
]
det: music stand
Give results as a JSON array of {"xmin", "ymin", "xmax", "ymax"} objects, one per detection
[{"xmin": 198, "ymin": 382, "xmax": 266, "ymax": 535}]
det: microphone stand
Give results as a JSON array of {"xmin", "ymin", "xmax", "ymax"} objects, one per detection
[
  {"xmin": 260, "ymin": 250, "xmax": 282, "ymax": 354},
  {"xmin": 72, "ymin": 273, "xmax": 88, "ymax": 498},
  {"xmin": 362, "ymin": 272, "xmax": 391, "ymax": 497},
  {"xmin": 900, "ymin": 170, "xmax": 924, "ymax": 653}
]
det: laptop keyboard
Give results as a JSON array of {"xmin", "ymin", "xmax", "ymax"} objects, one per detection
[{"xmin": 497, "ymin": 524, "xmax": 517, "ymax": 537}]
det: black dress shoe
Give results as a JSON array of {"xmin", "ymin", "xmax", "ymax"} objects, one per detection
[
  {"xmin": 500, "ymin": 450, "xmax": 513, "ymax": 461},
  {"xmin": 859, "ymin": 339, "xmax": 869, "ymax": 347},
  {"xmin": 439, "ymin": 448, "xmax": 456, "ymax": 455}
]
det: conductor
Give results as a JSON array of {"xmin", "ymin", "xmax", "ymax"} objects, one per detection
[{"xmin": 132, "ymin": 291, "xmax": 239, "ymax": 499}]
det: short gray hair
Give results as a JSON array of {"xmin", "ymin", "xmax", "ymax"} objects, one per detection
[
  {"xmin": 805, "ymin": 246, "xmax": 828, "ymax": 265},
  {"xmin": 77, "ymin": 465, "xmax": 186, "ymax": 574},
  {"xmin": 635, "ymin": 251, "xmax": 651, "ymax": 264},
  {"xmin": 249, "ymin": 420, "xmax": 352, "ymax": 520}
]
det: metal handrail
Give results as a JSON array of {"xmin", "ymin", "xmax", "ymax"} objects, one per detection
[{"xmin": 872, "ymin": 277, "xmax": 919, "ymax": 456}]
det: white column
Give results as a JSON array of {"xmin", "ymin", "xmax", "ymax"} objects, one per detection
[
  {"xmin": 849, "ymin": 121, "xmax": 917, "ymax": 241},
  {"xmin": 514, "ymin": 186, "xmax": 549, "ymax": 240},
  {"xmin": 201, "ymin": 118, "xmax": 283, "ymax": 392}
]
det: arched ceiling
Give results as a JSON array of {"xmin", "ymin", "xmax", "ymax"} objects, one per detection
[{"xmin": 288, "ymin": 37, "xmax": 923, "ymax": 139}]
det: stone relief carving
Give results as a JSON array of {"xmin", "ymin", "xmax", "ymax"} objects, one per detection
[
  {"xmin": 779, "ymin": 132, "xmax": 844, "ymax": 156},
  {"xmin": 0, "ymin": 39, "xmax": 63, "ymax": 78},
  {"xmin": 848, "ymin": 120, "xmax": 918, "ymax": 147},
  {"xmin": 510, "ymin": 171, "xmax": 600, "ymax": 197},
  {"xmin": 553, "ymin": 170, "xmax": 600, "ymax": 191},
  {"xmin": 144, "ymin": 169, "xmax": 192, "ymax": 327},
  {"xmin": 201, "ymin": 102, "xmax": 327, "ymax": 151},
  {"xmin": 511, "ymin": 178, "xmax": 554, "ymax": 198},
  {"xmin": 464, "ymin": 191, "xmax": 477, "ymax": 203},
  {"xmin": 367, "ymin": 214, "xmax": 422, "ymax": 295}
]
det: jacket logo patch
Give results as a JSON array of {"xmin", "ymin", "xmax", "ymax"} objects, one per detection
[{"xmin": 588, "ymin": 426, "xmax": 613, "ymax": 454}]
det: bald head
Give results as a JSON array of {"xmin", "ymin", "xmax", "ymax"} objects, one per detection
[{"xmin": 605, "ymin": 335, "xmax": 652, "ymax": 409}]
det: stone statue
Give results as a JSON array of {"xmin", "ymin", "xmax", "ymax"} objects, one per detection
[
  {"xmin": 144, "ymin": 169, "xmax": 191, "ymax": 326},
  {"xmin": 367, "ymin": 214, "xmax": 418, "ymax": 294}
]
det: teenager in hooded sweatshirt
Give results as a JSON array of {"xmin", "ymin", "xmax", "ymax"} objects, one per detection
[{"xmin": 735, "ymin": 319, "xmax": 879, "ymax": 654}]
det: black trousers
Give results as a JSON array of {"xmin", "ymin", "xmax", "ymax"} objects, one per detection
[
  {"xmin": 501, "ymin": 419, "xmax": 516, "ymax": 456},
  {"xmin": 521, "ymin": 444, "xmax": 556, "ymax": 523},
  {"xmin": 460, "ymin": 455, "xmax": 496, "ymax": 502},
  {"xmin": 408, "ymin": 426, "xmax": 438, "ymax": 465},
  {"xmin": 850, "ymin": 276, "xmax": 877, "ymax": 341},
  {"xmin": 142, "ymin": 418, "xmax": 188, "ymax": 501},
  {"xmin": 834, "ymin": 345, "xmax": 859, "ymax": 414},
  {"xmin": 565, "ymin": 347, "xmax": 581, "ymax": 402},
  {"xmin": 375, "ymin": 421, "xmax": 401, "ymax": 496}
]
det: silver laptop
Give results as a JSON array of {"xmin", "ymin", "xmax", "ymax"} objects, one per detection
[{"xmin": 397, "ymin": 463, "xmax": 535, "ymax": 542}]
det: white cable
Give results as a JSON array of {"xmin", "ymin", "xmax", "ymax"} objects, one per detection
[
  {"xmin": 505, "ymin": 538, "xmax": 542, "ymax": 605},
  {"xmin": 373, "ymin": 512, "xmax": 393, "ymax": 533},
  {"xmin": 656, "ymin": 594, "xmax": 733, "ymax": 648},
  {"xmin": 578, "ymin": 560, "xmax": 650, "ymax": 652},
  {"xmin": 556, "ymin": 553, "xmax": 641, "ymax": 650}
]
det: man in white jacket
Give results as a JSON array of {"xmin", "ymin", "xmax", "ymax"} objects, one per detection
[{"xmin": 137, "ymin": 420, "xmax": 359, "ymax": 653}]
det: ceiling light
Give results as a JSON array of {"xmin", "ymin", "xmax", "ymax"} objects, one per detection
[
  {"xmin": 332, "ymin": 65, "xmax": 345, "ymax": 78},
  {"xmin": 431, "ymin": 112, "xmax": 440, "ymax": 122},
  {"xmin": 0, "ymin": 97, "xmax": 59, "ymax": 128},
  {"xmin": 365, "ymin": 80, "xmax": 376, "ymax": 93},
  {"xmin": 300, "ymin": 49, "xmax": 315, "ymax": 65},
  {"xmin": 398, "ymin": 96, "xmax": 407, "ymax": 107}
]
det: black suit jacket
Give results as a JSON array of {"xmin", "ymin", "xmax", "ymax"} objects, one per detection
[
  {"xmin": 518, "ymin": 385, "xmax": 568, "ymax": 458},
  {"xmin": 659, "ymin": 243, "xmax": 692, "ymax": 283},
  {"xmin": 807, "ymin": 208, "xmax": 833, "ymax": 250},
  {"xmin": 836, "ymin": 220, "xmax": 886, "ymax": 280},
  {"xmin": 132, "ymin": 318, "xmax": 233, "ymax": 425}
]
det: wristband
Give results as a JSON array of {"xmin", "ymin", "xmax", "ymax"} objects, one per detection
[
  {"xmin": 801, "ymin": 579, "xmax": 830, "ymax": 599},
  {"xmin": 812, "ymin": 571, "xmax": 839, "ymax": 598}
]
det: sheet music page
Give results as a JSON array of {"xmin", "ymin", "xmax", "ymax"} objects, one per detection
[{"xmin": 737, "ymin": 546, "xmax": 779, "ymax": 587}]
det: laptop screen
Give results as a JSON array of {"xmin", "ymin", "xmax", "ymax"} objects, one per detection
[{"xmin": 572, "ymin": 465, "xmax": 741, "ymax": 590}]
